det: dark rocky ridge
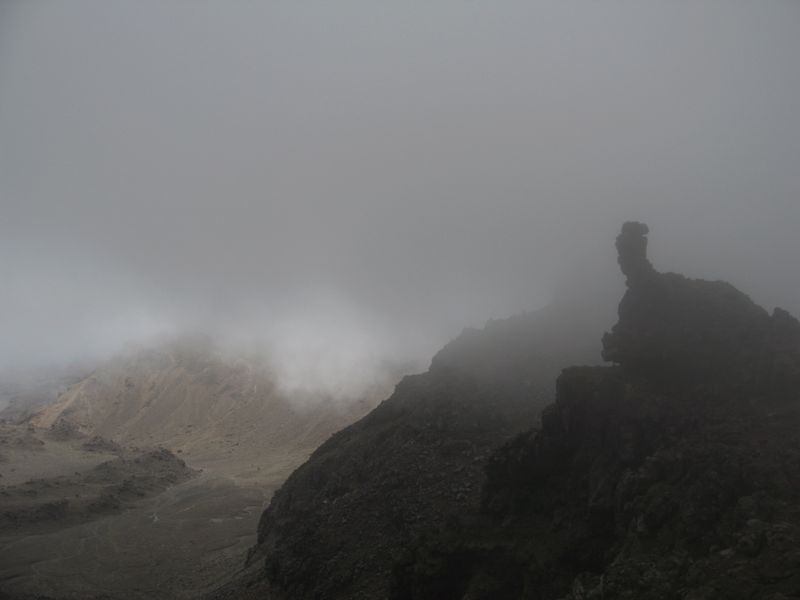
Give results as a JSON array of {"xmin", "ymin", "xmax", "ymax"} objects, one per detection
[
  {"xmin": 392, "ymin": 223, "xmax": 800, "ymax": 599},
  {"xmin": 217, "ymin": 296, "xmax": 609, "ymax": 599},
  {"xmin": 602, "ymin": 221, "xmax": 800, "ymax": 397}
]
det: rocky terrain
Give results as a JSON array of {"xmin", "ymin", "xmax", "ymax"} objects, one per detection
[
  {"xmin": 211, "ymin": 291, "xmax": 610, "ymax": 599},
  {"xmin": 391, "ymin": 223, "xmax": 800, "ymax": 599}
]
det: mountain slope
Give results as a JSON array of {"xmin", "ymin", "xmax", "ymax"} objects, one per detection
[
  {"xmin": 221, "ymin": 295, "xmax": 611, "ymax": 600},
  {"xmin": 0, "ymin": 364, "xmax": 87, "ymax": 423},
  {"xmin": 30, "ymin": 335, "xmax": 385, "ymax": 478}
]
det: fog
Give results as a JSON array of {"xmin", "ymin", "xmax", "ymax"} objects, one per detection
[{"xmin": 1, "ymin": 2, "xmax": 799, "ymax": 390}]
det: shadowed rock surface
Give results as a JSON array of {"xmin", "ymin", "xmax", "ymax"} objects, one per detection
[{"xmin": 391, "ymin": 223, "xmax": 800, "ymax": 599}]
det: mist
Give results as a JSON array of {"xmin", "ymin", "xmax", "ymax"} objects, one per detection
[{"xmin": 2, "ymin": 1, "xmax": 799, "ymax": 391}]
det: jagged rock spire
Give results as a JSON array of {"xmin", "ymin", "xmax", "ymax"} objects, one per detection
[
  {"xmin": 616, "ymin": 221, "xmax": 655, "ymax": 284},
  {"xmin": 603, "ymin": 221, "xmax": 800, "ymax": 399}
]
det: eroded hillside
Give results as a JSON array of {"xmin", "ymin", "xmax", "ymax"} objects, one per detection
[
  {"xmin": 30, "ymin": 335, "xmax": 384, "ymax": 480},
  {"xmin": 1, "ymin": 336, "xmax": 393, "ymax": 599}
]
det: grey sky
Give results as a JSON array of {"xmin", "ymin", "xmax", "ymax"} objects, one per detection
[{"xmin": 1, "ymin": 1, "xmax": 799, "ymax": 378}]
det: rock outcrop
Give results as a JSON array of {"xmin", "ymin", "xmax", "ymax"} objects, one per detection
[
  {"xmin": 392, "ymin": 223, "xmax": 800, "ymax": 599},
  {"xmin": 602, "ymin": 222, "xmax": 800, "ymax": 399},
  {"xmin": 614, "ymin": 221, "xmax": 656, "ymax": 283}
]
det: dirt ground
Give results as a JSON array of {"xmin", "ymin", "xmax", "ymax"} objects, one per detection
[{"xmin": 0, "ymin": 425, "xmax": 304, "ymax": 599}]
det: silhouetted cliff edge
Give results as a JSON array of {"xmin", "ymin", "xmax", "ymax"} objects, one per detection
[{"xmin": 393, "ymin": 223, "xmax": 800, "ymax": 599}]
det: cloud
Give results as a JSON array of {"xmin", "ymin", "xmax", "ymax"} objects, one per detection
[{"xmin": 1, "ymin": 1, "xmax": 798, "ymax": 387}]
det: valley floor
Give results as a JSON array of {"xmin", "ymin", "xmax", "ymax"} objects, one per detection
[{"xmin": 0, "ymin": 426, "xmax": 304, "ymax": 600}]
